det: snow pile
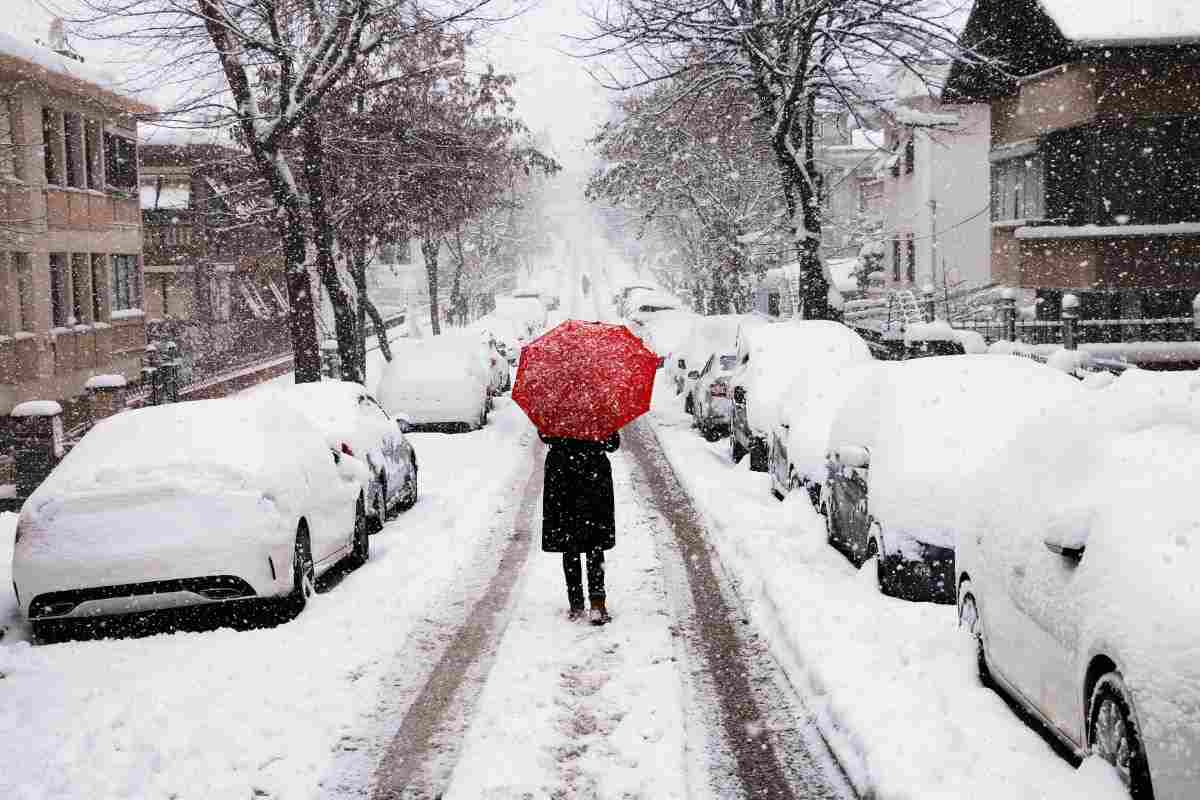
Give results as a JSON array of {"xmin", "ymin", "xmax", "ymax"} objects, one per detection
[
  {"xmin": 83, "ymin": 374, "xmax": 127, "ymax": 390},
  {"xmin": 902, "ymin": 319, "xmax": 956, "ymax": 344},
  {"xmin": 11, "ymin": 400, "xmax": 62, "ymax": 417},
  {"xmin": 849, "ymin": 356, "xmax": 1083, "ymax": 551}
]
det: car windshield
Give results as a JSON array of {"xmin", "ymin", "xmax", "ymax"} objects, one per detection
[{"xmin": 13, "ymin": 5, "xmax": 1199, "ymax": 799}]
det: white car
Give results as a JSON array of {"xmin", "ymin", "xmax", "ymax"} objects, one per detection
[
  {"xmin": 12, "ymin": 399, "xmax": 365, "ymax": 639},
  {"xmin": 686, "ymin": 351, "xmax": 740, "ymax": 441},
  {"xmin": 956, "ymin": 371, "xmax": 1200, "ymax": 799},
  {"xmin": 264, "ymin": 380, "xmax": 419, "ymax": 533},
  {"xmin": 377, "ymin": 337, "xmax": 491, "ymax": 432},
  {"xmin": 821, "ymin": 355, "xmax": 1081, "ymax": 601},
  {"xmin": 626, "ymin": 290, "xmax": 683, "ymax": 330},
  {"xmin": 729, "ymin": 320, "xmax": 871, "ymax": 472},
  {"xmin": 669, "ymin": 314, "xmax": 759, "ymax": 400}
]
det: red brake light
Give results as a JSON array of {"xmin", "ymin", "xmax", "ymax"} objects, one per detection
[{"xmin": 341, "ymin": 442, "xmax": 354, "ymax": 457}]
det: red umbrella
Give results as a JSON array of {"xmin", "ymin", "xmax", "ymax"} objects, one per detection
[{"xmin": 513, "ymin": 319, "xmax": 659, "ymax": 441}]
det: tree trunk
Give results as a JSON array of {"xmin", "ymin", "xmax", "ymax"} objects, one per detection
[
  {"xmin": 421, "ymin": 238, "xmax": 441, "ymax": 335},
  {"xmin": 302, "ymin": 118, "xmax": 362, "ymax": 383},
  {"xmin": 364, "ymin": 295, "xmax": 393, "ymax": 363},
  {"xmin": 350, "ymin": 245, "xmax": 370, "ymax": 372},
  {"xmin": 279, "ymin": 203, "xmax": 322, "ymax": 383}
]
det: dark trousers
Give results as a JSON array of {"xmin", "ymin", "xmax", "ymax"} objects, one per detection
[{"xmin": 563, "ymin": 550, "xmax": 605, "ymax": 607}]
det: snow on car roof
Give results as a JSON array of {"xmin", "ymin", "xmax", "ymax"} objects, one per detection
[
  {"xmin": 26, "ymin": 399, "xmax": 330, "ymax": 518},
  {"xmin": 861, "ymin": 356, "xmax": 1083, "ymax": 550},
  {"xmin": 1038, "ymin": 0, "xmax": 1200, "ymax": 44}
]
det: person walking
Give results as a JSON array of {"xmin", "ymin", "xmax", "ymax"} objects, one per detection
[{"xmin": 539, "ymin": 431, "xmax": 620, "ymax": 625}]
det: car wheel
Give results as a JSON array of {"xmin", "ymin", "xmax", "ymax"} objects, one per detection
[
  {"xmin": 684, "ymin": 394, "xmax": 694, "ymax": 415},
  {"xmin": 868, "ymin": 530, "xmax": 896, "ymax": 594},
  {"xmin": 397, "ymin": 457, "xmax": 418, "ymax": 511},
  {"xmin": 284, "ymin": 526, "xmax": 315, "ymax": 616},
  {"xmin": 730, "ymin": 434, "xmax": 747, "ymax": 464},
  {"xmin": 822, "ymin": 496, "xmax": 837, "ymax": 544},
  {"xmin": 703, "ymin": 424, "xmax": 722, "ymax": 443},
  {"xmin": 1089, "ymin": 673, "xmax": 1154, "ymax": 799},
  {"xmin": 371, "ymin": 474, "xmax": 387, "ymax": 532},
  {"xmin": 349, "ymin": 494, "xmax": 370, "ymax": 567},
  {"xmin": 749, "ymin": 439, "xmax": 769, "ymax": 472},
  {"xmin": 957, "ymin": 581, "xmax": 990, "ymax": 682}
]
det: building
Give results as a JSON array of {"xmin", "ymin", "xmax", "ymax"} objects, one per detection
[
  {"xmin": 813, "ymin": 114, "xmax": 885, "ymax": 260},
  {"xmin": 873, "ymin": 65, "xmax": 991, "ymax": 294},
  {"xmin": 946, "ymin": 0, "xmax": 1200, "ymax": 333},
  {"xmin": 0, "ymin": 23, "xmax": 153, "ymax": 417}
]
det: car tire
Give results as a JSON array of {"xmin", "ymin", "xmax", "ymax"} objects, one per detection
[
  {"xmin": 822, "ymin": 496, "xmax": 837, "ymax": 545},
  {"xmin": 749, "ymin": 439, "xmax": 769, "ymax": 472},
  {"xmin": 283, "ymin": 526, "xmax": 315, "ymax": 616},
  {"xmin": 1089, "ymin": 673, "xmax": 1153, "ymax": 799},
  {"xmin": 703, "ymin": 424, "xmax": 722, "ymax": 443},
  {"xmin": 348, "ymin": 494, "xmax": 370, "ymax": 567},
  {"xmin": 957, "ymin": 581, "xmax": 990, "ymax": 683},
  {"xmin": 371, "ymin": 474, "xmax": 387, "ymax": 532},
  {"xmin": 684, "ymin": 394, "xmax": 694, "ymax": 415},
  {"xmin": 730, "ymin": 434, "xmax": 747, "ymax": 464},
  {"xmin": 397, "ymin": 457, "xmax": 418, "ymax": 511}
]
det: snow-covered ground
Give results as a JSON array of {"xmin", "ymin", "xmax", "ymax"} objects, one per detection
[
  {"xmin": 645, "ymin": 380, "xmax": 1127, "ymax": 800},
  {"xmin": 0, "ymin": 401, "xmax": 537, "ymax": 800}
]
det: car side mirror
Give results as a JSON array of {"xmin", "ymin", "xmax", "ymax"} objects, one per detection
[
  {"xmin": 837, "ymin": 444, "xmax": 870, "ymax": 469},
  {"xmin": 688, "ymin": 370, "xmax": 700, "ymax": 380},
  {"xmin": 395, "ymin": 415, "xmax": 414, "ymax": 434},
  {"xmin": 1043, "ymin": 535, "xmax": 1085, "ymax": 561},
  {"xmin": 677, "ymin": 358, "xmax": 686, "ymax": 369}
]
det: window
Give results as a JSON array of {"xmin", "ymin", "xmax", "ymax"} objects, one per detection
[
  {"xmin": 63, "ymin": 112, "xmax": 85, "ymax": 188},
  {"xmin": 103, "ymin": 132, "xmax": 137, "ymax": 189},
  {"xmin": 892, "ymin": 238, "xmax": 901, "ymax": 281},
  {"xmin": 42, "ymin": 108, "xmax": 62, "ymax": 185},
  {"xmin": 49, "ymin": 253, "xmax": 69, "ymax": 327},
  {"xmin": 85, "ymin": 120, "xmax": 103, "ymax": 189},
  {"xmin": 159, "ymin": 274, "xmax": 170, "ymax": 316},
  {"xmin": 71, "ymin": 253, "xmax": 89, "ymax": 323},
  {"xmin": 905, "ymin": 234, "xmax": 916, "ymax": 283},
  {"xmin": 111, "ymin": 254, "xmax": 140, "ymax": 311},
  {"xmin": 14, "ymin": 253, "xmax": 33, "ymax": 332},
  {"xmin": 0, "ymin": 99, "xmax": 14, "ymax": 178},
  {"xmin": 904, "ymin": 136, "xmax": 915, "ymax": 175},
  {"xmin": 991, "ymin": 153, "xmax": 1044, "ymax": 221},
  {"xmin": 91, "ymin": 253, "xmax": 107, "ymax": 321}
]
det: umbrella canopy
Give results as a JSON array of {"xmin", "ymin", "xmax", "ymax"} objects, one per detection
[{"xmin": 513, "ymin": 320, "xmax": 659, "ymax": 440}]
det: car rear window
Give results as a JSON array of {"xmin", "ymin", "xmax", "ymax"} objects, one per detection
[{"xmin": 719, "ymin": 355, "xmax": 737, "ymax": 370}]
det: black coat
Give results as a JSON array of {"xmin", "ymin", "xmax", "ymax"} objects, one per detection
[{"xmin": 539, "ymin": 433, "xmax": 620, "ymax": 553}]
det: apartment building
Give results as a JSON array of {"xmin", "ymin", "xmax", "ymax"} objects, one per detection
[{"xmin": 0, "ymin": 26, "xmax": 153, "ymax": 415}]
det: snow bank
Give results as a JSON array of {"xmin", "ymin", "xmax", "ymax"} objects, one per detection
[{"xmin": 11, "ymin": 400, "xmax": 62, "ymax": 417}]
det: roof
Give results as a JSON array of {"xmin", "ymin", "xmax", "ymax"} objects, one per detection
[
  {"xmin": 0, "ymin": 28, "xmax": 155, "ymax": 115},
  {"xmin": 1038, "ymin": 0, "xmax": 1200, "ymax": 45}
]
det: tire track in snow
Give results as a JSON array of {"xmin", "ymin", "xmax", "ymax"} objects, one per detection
[
  {"xmin": 623, "ymin": 421, "xmax": 857, "ymax": 800},
  {"xmin": 366, "ymin": 440, "xmax": 545, "ymax": 799}
]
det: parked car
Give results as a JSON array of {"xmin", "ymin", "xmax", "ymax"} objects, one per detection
[
  {"xmin": 729, "ymin": 320, "xmax": 871, "ymax": 472},
  {"xmin": 266, "ymin": 380, "xmax": 418, "ymax": 533},
  {"xmin": 768, "ymin": 360, "xmax": 878, "ymax": 504},
  {"xmin": 12, "ymin": 399, "xmax": 365, "ymax": 639},
  {"xmin": 671, "ymin": 314, "xmax": 761, "ymax": 401},
  {"xmin": 377, "ymin": 337, "xmax": 491, "ymax": 432},
  {"xmin": 613, "ymin": 280, "xmax": 656, "ymax": 317},
  {"xmin": 820, "ymin": 355, "xmax": 1081, "ymax": 601},
  {"xmin": 687, "ymin": 351, "xmax": 740, "ymax": 441},
  {"xmin": 627, "ymin": 290, "xmax": 683, "ymax": 330},
  {"xmin": 957, "ymin": 370, "xmax": 1200, "ymax": 799}
]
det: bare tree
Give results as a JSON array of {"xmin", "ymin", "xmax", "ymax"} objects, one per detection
[{"xmin": 582, "ymin": 0, "xmax": 973, "ymax": 319}]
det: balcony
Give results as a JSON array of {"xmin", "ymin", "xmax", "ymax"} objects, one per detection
[{"xmin": 45, "ymin": 187, "xmax": 140, "ymax": 229}]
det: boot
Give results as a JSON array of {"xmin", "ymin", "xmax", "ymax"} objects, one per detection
[
  {"xmin": 588, "ymin": 597, "xmax": 611, "ymax": 626},
  {"xmin": 567, "ymin": 604, "xmax": 586, "ymax": 622}
]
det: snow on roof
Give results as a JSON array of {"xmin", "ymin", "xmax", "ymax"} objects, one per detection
[
  {"xmin": 1038, "ymin": 0, "xmax": 1200, "ymax": 44},
  {"xmin": 893, "ymin": 105, "xmax": 958, "ymax": 127},
  {"xmin": 0, "ymin": 22, "xmax": 152, "ymax": 114},
  {"xmin": 139, "ymin": 183, "xmax": 191, "ymax": 210}
]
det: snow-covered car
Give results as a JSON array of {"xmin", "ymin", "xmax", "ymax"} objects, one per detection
[
  {"xmin": 494, "ymin": 294, "xmax": 547, "ymax": 336},
  {"xmin": 627, "ymin": 290, "xmax": 683, "ymax": 330},
  {"xmin": 471, "ymin": 314, "xmax": 524, "ymax": 367},
  {"xmin": 767, "ymin": 359, "xmax": 878, "ymax": 505},
  {"xmin": 670, "ymin": 314, "xmax": 760, "ymax": 400},
  {"xmin": 729, "ymin": 320, "xmax": 871, "ymax": 472},
  {"xmin": 12, "ymin": 399, "xmax": 366, "ymax": 638},
  {"xmin": 687, "ymin": 351, "xmax": 740, "ymax": 441},
  {"xmin": 263, "ymin": 380, "xmax": 419, "ymax": 532},
  {"xmin": 377, "ymin": 336, "xmax": 491, "ymax": 432},
  {"xmin": 821, "ymin": 355, "xmax": 1081, "ymax": 601},
  {"xmin": 635, "ymin": 309, "xmax": 697, "ymax": 373},
  {"xmin": 613, "ymin": 280, "xmax": 656, "ymax": 317},
  {"xmin": 957, "ymin": 370, "xmax": 1200, "ymax": 799}
]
